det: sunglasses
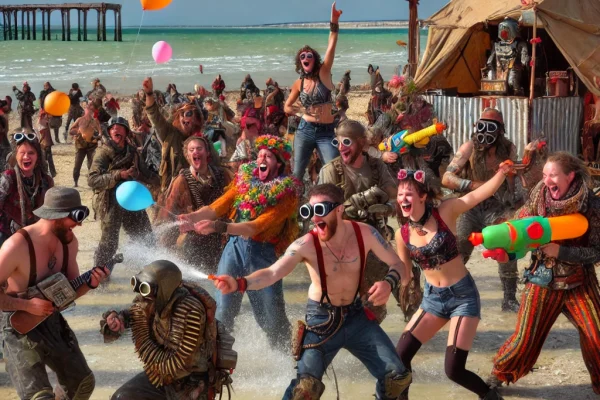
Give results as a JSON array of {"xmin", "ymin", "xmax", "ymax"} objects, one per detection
[
  {"xmin": 476, "ymin": 120, "xmax": 500, "ymax": 134},
  {"xmin": 183, "ymin": 110, "xmax": 195, "ymax": 118},
  {"xmin": 69, "ymin": 206, "xmax": 89, "ymax": 223},
  {"xmin": 299, "ymin": 52, "xmax": 314, "ymax": 61},
  {"xmin": 331, "ymin": 137, "xmax": 352, "ymax": 147},
  {"xmin": 397, "ymin": 169, "xmax": 426, "ymax": 184},
  {"xmin": 299, "ymin": 201, "xmax": 340, "ymax": 220},
  {"xmin": 14, "ymin": 132, "xmax": 37, "ymax": 144},
  {"xmin": 130, "ymin": 276, "xmax": 157, "ymax": 297}
]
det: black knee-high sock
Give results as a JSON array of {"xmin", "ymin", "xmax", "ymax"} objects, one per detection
[
  {"xmin": 396, "ymin": 331, "xmax": 422, "ymax": 371},
  {"xmin": 444, "ymin": 346, "xmax": 490, "ymax": 397}
]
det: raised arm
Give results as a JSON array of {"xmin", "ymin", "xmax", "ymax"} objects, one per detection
[
  {"xmin": 321, "ymin": 2, "xmax": 342, "ymax": 76},
  {"xmin": 213, "ymin": 235, "xmax": 309, "ymax": 294},
  {"xmin": 442, "ymin": 161, "xmax": 513, "ymax": 219}
]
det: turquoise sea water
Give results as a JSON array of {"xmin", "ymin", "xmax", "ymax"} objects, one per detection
[{"xmin": 0, "ymin": 27, "xmax": 426, "ymax": 96}]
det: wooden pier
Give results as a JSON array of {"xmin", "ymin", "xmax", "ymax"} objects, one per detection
[{"xmin": 0, "ymin": 3, "xmax": 122, "ymax": 42}]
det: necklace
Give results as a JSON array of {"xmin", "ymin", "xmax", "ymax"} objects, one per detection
[
  {"xmin": 325, "ymin": 241, "xmax": 345, "ymax": 263},
  {"xmin": 409, "ymin": 203, "xmax": 432, "ymax": 236}
]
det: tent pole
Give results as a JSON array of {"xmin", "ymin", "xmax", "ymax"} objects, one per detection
[{"xmin": 528, "ymin": 5, "xmax": 538, "ymax": 107}]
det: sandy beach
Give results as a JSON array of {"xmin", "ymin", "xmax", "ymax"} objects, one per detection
[{"xmin": 0, "ymin": 94, "xmax": 598, "ymax": 400}]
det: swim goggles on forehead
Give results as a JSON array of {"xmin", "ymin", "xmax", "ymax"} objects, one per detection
[
  {"xmin": 397, "ymin": 169, "xmax": 426, "ymax": 184},
  {"xmin": 14, "ymin": 132, "xmax": 37, "ymax": 144},
  {"xmin": 299, "ymin": 201, "xmax": 340, "ymax": 220},
  {"xmin": 130, "ymin": 276, "xmax": 157, "ymax": 297},
  {"xmin": 69, "ymin": 206, "xmax": 89, "ymax": 223},
  {"xmin": 331, "ymin": 137, "xmax": 352, "ymax": 147},
  {"xmin": 299, "ymin": 52, "xmax": 314, "ymax": 61}
]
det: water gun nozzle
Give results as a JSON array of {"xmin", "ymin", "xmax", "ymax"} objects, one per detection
[{"xmin": 468, "ymin": 232, "xmax": 483, "ymax": 246}]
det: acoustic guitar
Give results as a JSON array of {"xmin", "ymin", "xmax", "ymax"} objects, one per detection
[{"xmin": 10, "ymin": 253, "xmax": 124, "ymax": 335}]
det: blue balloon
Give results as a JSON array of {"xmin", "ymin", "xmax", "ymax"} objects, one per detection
[{"xmin": 116, "ymin": 181, "xmax": 155, "ymax": 211}]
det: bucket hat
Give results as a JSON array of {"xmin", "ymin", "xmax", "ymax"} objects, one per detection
[{"xmin": 33, "ymin": 187, "xmax": 84, "ymax": 220}]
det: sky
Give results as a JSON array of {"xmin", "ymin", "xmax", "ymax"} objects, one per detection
[{"xmin": 2, "ymin": 0, "xmax": 449, "ymax": 27}]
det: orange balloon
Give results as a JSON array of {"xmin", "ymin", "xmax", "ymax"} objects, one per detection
[
  {"xmin": 140, "ymin": 0, "xmax": 172, "ymax": 11},
  {"xmin": 44, "ymin": 91, "xmax": 70, "ymax": 117}
]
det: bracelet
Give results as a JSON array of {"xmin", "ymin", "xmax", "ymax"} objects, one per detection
[
  {"xmin": 236, "ymin": 277, "xmax": 248, "ymax": 293},
  {"xmin": 330, "ymin": 22, "xmax": 339, "ymax": 33},
  {"xmin": 383, "ymin": 272, "xmax": 400, "ymax": 292},
  {"xmin": 213, "ymin": 220, "xmax": 228, "ymax": 234}
]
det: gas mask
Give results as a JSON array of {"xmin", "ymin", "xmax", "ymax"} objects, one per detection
[{"xmin": 131, "ymin": 260, "xmax": 182, "ymax": 313}]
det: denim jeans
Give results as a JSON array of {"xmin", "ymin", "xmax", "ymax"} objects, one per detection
[
  {"xmin": 283, "ymin": 299, "xmax": 408, "ymax": 400},
  {"xmin": 215, "ymin": 236, "xmax": 291, "ymax": 351},
  {"xmin": 422, "ymin": 273, "xmax": 481, "ymax": 319},
  {"xmin": 292, "ymin": 119, "xmax": 339, "ymax": 180}
]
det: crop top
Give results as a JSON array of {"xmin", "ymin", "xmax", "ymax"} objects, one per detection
[
  {"xmin": 299, "ymin": 78, "xmax": 332, "ymax": 108},
  {"xmin": 400, "ymin": 208, "xmax": 460, "ymax": 270}
]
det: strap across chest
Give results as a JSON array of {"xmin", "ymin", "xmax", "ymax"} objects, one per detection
[
  {"xmin": 16, "ymin": 230, "xmax": 69, "ymax": 288},
  {"xmin": 309, "ymin": 221, "xmax": 366, "ymax": 305}
]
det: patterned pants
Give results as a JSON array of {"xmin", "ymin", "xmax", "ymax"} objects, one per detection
[{"xmin": 492, "ymin": 269, "xmax": 600, "ymax": 394}]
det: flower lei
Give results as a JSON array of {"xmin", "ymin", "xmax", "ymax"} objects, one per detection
[{"xmin": 233, "ymin": 162, "xmax": 300, "ymax": 221}]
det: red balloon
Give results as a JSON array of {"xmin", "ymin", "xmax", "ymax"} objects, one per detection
[{"xmin": 140, "ymin": 0, "xmax": 172, "ymax": 11}]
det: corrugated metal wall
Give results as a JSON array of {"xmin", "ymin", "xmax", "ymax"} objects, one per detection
[
  {"xmin": 423, "ymin": 95, "xmax": 530, "ymax": 157},
  {"xmin": 530, "ymin": 96, "xmax": 583, "ymax": 155}
]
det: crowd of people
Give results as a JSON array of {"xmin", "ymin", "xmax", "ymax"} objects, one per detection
[{"xmin": 0, "ymin": 3, "xmax": 598, "ymax": 400}]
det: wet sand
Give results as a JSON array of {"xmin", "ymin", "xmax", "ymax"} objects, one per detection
[{"xmin": 0, "ymin": 98, "xmax": 598, "ymax": 399}]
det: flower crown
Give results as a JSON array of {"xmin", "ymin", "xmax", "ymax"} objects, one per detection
[{"xmin": 254, "ymin": 135, "xmax": 292, "ymax": 161}]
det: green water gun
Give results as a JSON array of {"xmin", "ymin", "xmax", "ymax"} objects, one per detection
[{"xmin": 468, "ymin": 213, "xmax": 589, "ymax": 262}]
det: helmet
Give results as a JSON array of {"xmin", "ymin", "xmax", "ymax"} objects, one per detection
[
  {"xmin": 131, "ymin": 260, "xmax": 182, "ymax": 313},
  {"xmin": 108, "ymin": 116, "xmax": 130, "ymax": 134},
  {"xmin": 479, "ymin": 108, "xmax": 504, "ymax": 125},
  {"xmin": 498, "ymin": 17, "xmax": 520, "ymax": 42}
]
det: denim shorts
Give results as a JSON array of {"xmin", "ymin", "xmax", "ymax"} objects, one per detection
[{"xmin": 421, "ymin": 273, "xmax": 481, "ymax": 319}]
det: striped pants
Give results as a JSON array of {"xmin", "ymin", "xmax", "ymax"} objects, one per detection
[{"xmin": 492, "ymin": 269, "xmax": 600, "ymax": 394}]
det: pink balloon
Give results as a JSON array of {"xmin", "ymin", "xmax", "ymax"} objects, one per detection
[{"xmin": 152, "ymin": 41, "xmax": 172, "ymax": 64}]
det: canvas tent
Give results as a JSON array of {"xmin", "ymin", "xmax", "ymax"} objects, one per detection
[{"xmin": 414, "ymin": 0, "xmax": 600, "ymax": 96}]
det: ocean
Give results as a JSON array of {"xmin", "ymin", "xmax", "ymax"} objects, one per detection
[{"xmin": 0, "ymin": 27, "xmax": 426, "ymax": 97}]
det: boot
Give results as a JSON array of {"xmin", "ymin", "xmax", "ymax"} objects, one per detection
[
  {"xmin": 480, "ymin": 387, "xmax": 504, "ymax": 400},
  {"xmin": 54, "ymin": 129, "xmax": 61, "ymax": 144},
  {"xmin": 73, "ymin": 179, "xmax": 78, "ymax": 188},
  {"xmin": 501, "ymin": 277, "xmax": 520, "ymax": 312}
]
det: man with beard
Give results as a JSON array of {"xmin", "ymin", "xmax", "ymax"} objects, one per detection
[
  {"xmin": 0, "ymin": 186, "xmax": 109, "ymax": 400},
  {"xmin": 179, "ymin": 135, "xmax": 301, "ymax": 352},
  {"xmin": 0, "ymin": 134, "xmax": 53, "ymax": 247},
  {"xmin": 318, "ymin": 119, "xmax": 397, "ymax": 322},
  {"xmin": 143, "ymin": 77, "xmax": 203, "ymax": 193},
  {"xmin": 69, "ymin": 103, "xmax": 101, "ymax": 187},
  {"xmin": 39, "ymin": 82, "xmax": 63, "ymax": 144},
  {"xmin": 100, "ymin": 260, "xmax": 236, "ymax": 400},
  {"xmin": 442, "ymin": 108, "xmax": 520, "ymax": 312},
  {"xmin": 12, "ymin": 82, "xmax": 36, "ymax": 132},
  {"xmin": 88, "ymin": 117, "xmax": 158, "ymax": 267},
  {"xmin": 490, "ymin": 153, "xmax": 600, "ymax": 395},
  {"xmin": 213, "ymin": 183, "xmax": 412, "ymax": 400},
  {"xmin": 156, "ymin": 136, "xmax": 232, "ymax": 274}
]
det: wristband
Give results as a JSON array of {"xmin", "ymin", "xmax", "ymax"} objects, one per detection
[
  {"xmin": 236, "ymin": 277, "xmax": 248, "ymax": 293},
  {"xmin": 330, "ymin": 22, "xmax": 339, "ymax": 33},
  {"xmin": 214, "ymin": 220, "xmax": 228, "ymax": 234},
  {"xmin": 383, "ymin": 271, "xmax": 400, "ymax": 292}
]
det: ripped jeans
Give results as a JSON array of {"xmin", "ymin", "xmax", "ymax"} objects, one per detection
[{"xmin": 1, "ymin": 312, "xmax": 95, "ymax": 400}]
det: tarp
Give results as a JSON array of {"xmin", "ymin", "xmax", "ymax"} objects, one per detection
[{"xmin": 414, "ymin": 0, "xmax": 600, "ymax": 96}]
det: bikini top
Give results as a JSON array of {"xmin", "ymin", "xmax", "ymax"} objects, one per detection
[
  {"xmin": 299, "ymin": 77, "xmax": 332, "ymax": 108},
  {"xmin": 400, "ymin": 208, "xmax": 459, "ymax": 270}
]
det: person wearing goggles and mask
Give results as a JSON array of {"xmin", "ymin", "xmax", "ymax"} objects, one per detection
[
  {"xmin": 285, "ymin": 2, "xmax": 343, "ymax": 182},
  {"xmin": 213, "ymin": 183, "xmax": 412, "ymax": 400},
  {"xmin": 0, "ymin": 132, "xmax": 53, "ymax": 247},
  {"xmin": 179, "ymin": 135, "xmax": 302, "ymax": 353},
  {"xmin": 0, "ymin": 187, "xmax": 109, "ymax": 400},
  {"xmin": 142, "ymin": 76, "xmax": 204, "ymax": 193},
  {"xmin": 318, "ymin": 119, "xmax": 398, "ymax": 322},
  {"xmin": 100, "ymin": 260, "xmax": 235, "ymax": 400},
  {"xmin": 442, "ymin": 107, "xmax": 523, "ymax": 312},
  {"xmin": 88, "ymin": 117, "xmax": 158, "ymax": 268}
]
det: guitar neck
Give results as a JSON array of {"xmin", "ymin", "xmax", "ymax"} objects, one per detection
[{"xmin": 69, "ymin": 256, "xmax": 121, "ymax": 291}]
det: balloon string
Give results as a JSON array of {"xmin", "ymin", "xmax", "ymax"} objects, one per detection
[{"xmin": 123, "ymin": 10, "xmax": 145, "ymax": 80}]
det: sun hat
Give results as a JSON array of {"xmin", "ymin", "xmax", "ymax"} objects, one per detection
[{"xmin": 33, "ymin": 187, "xmax": 85, "ymax": 220}]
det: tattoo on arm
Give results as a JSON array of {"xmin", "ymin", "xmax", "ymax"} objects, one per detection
[{"xmin": 370, "ymin": 226, "xmax": 391, "ymax": 250}]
